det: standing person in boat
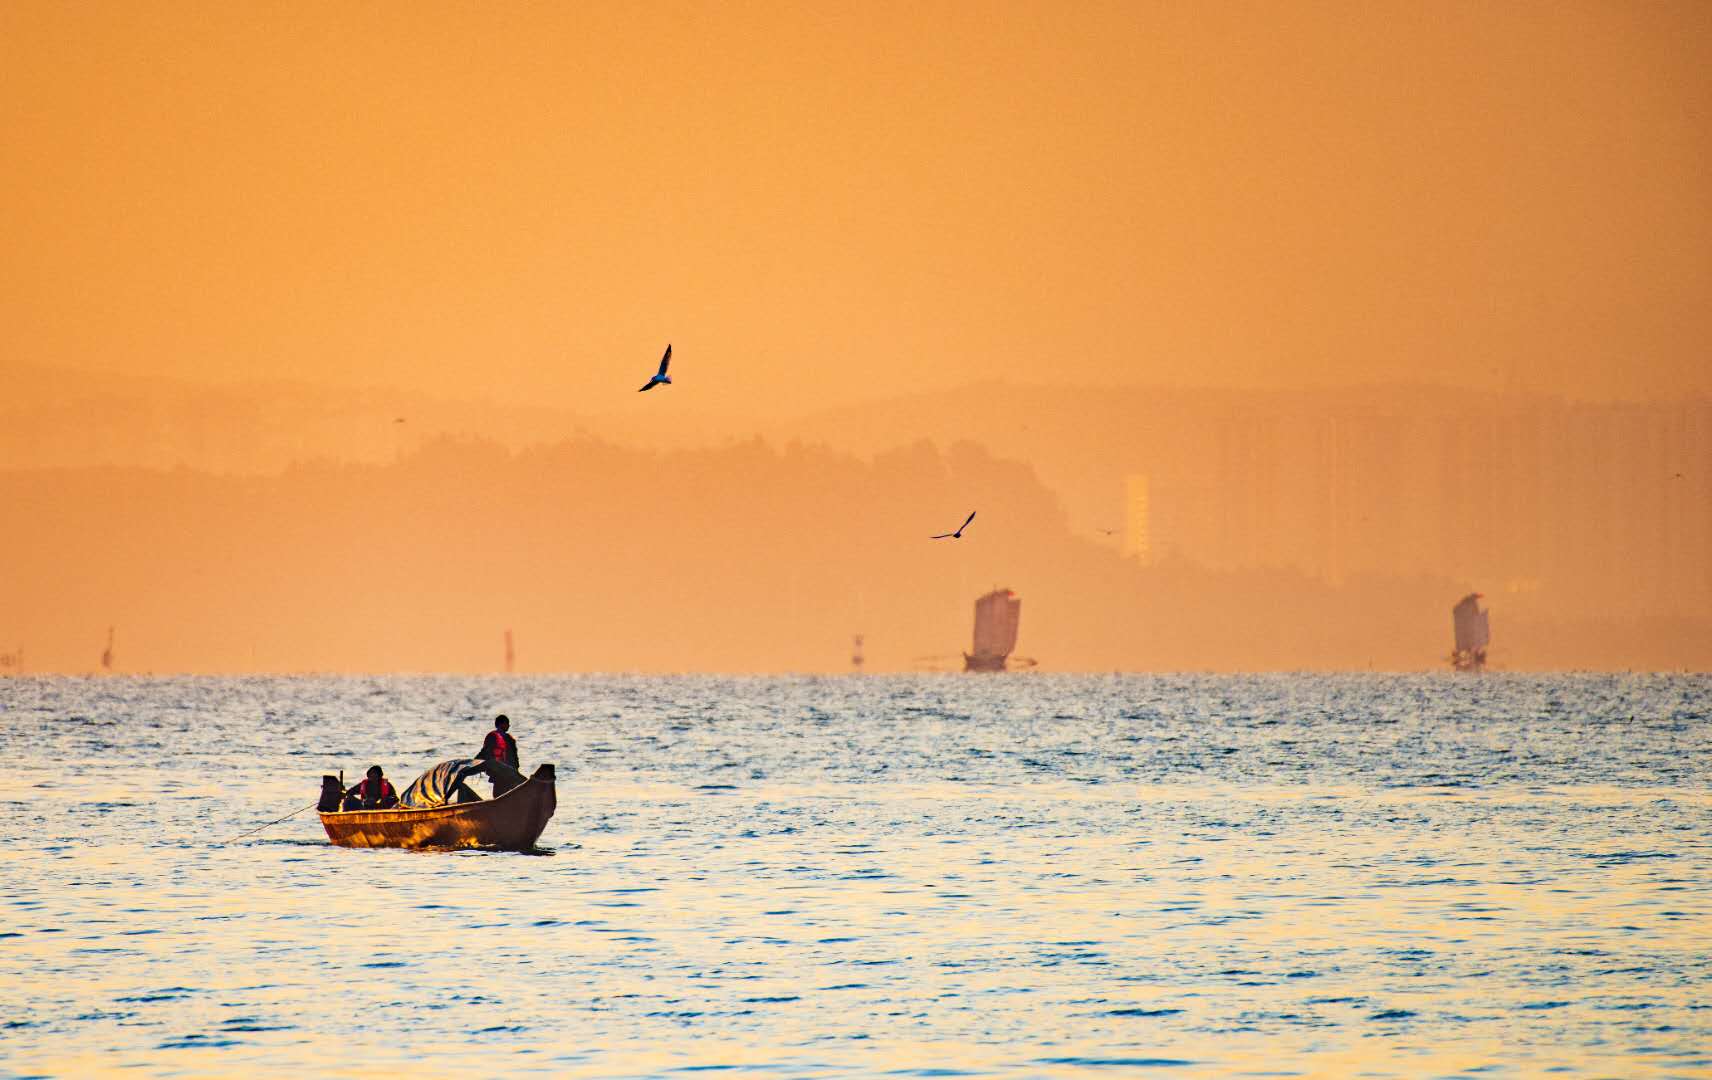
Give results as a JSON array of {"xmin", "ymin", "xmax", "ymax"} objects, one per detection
[
  {"xmin": 477, "ymin": 715, "xmax": 521, "ymax": 796},
  {"xmin": 342, "ymin": 765, "xmax": 398, "ymax": 810}
]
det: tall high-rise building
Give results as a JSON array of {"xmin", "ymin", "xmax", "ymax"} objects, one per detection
[{"xmin": 1124, "ymin": 474, "xmax": 1151, "ymax": 564}]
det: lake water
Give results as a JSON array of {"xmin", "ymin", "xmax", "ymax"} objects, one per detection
[{"xmin": 1, "ymin": 674, "xmax": 1708, "ymax": 1078}]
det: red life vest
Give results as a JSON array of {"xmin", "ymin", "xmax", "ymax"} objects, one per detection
[
  {"xmin": 491, "ymin": 731, "xmax": 512, "ymax": 763},
  {"xmin": 360, "ymin": 778, "xmax": 394, "ymax": 801}
]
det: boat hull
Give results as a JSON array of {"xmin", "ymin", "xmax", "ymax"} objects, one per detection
[{"xmin": 320, "ymin": 764, "xmax": 556, "ymax": 851}]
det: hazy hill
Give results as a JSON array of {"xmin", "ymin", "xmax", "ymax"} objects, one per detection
[
  {"xmin": 3, "ymin": 363, "xmax": 747, "ymax": 474},
  {"xmin": 3, "ymin": 435, "xmax": 1705, "ymax": 673},
  {"xmin": 767, "ymin": 382, "xmax": 1712, "ymax": 619},
  {"xmin": 7, "ymin": 364, "xmax": 1708, "ymax": 629}
]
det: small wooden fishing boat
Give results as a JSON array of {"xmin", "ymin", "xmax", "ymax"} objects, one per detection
[{"xmin": 317, "ymin": 762, "xmax": 556, "ymax": 851}]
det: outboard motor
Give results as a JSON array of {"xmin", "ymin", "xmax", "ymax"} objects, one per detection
[{"xmin": 317, "ymin": 775, "xmax": 344, "ymax": 813}]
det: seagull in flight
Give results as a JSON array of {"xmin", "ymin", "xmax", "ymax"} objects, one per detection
[
  {"xmin": 638, "ymin": 344, "xmax": 673, "ymax": 392},
  {"xmin": 932, "ymin": 511, "xmax": 976, "ymax": 540}
]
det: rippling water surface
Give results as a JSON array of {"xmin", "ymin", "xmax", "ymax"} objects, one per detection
[{"xmin": 2, "ymin": 674, "xmax": 1708, "ymax": 1078}]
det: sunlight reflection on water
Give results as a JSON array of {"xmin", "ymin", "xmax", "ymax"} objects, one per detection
[{"xmin": 1, "ymin": 674, "xmax": 1708, "ymax": 1077}]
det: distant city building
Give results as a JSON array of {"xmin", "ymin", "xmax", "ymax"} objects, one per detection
[
  {"xmin": 1079, "ymin": 398, "xmax": 1711, "ymax": 620},
  {"xmin": 1123, "ymin": 474, "xmax": 1151, "ymax": 564}
]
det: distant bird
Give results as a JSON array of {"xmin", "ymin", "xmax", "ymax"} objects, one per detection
[
  {"xmin": 393, "ymin": 417, "xmax": 407, "ymax": 424},
  {"xmin": 1098, "ymin": 528, "xmax": 1118, "ymax": 537},
  {"xmin": 638, "ymin": 344, "xmax": 673, "ymax": 392},
  {"xmin": 932, "ymin": 511, "xmax": 976, "ymax": 540}
]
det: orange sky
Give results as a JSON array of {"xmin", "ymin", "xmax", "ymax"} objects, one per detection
[
  {"xmin": 4, "ymin": 2, "xmax": 1710, "ymax": 674},
  {"xmin": 4, "ymin": 0, "xmax": 1709, "ymax": 413}
]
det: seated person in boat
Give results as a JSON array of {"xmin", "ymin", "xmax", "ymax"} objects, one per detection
[
  {"xmin": 342, "ymin": 765, "xmax": 399, "ymax": 810},
  {"xmin": 476, "ymin": 715, "xmax": 522, "ymax": 796}
]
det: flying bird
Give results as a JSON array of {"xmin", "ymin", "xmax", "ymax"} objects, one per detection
[
  {"xmin": 932, "ymin": 511, "xmax": 976, "ymax": 540},
  {"xmin": 638, "ymin": 344, "xmax": 673, "ymax": 392}
]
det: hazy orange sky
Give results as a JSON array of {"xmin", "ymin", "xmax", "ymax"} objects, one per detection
[{"xmin": 4, "ymin": 0, "xmax": 1709, "ymax": 415}]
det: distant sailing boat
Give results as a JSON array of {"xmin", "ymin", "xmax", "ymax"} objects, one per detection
[
  {"xmin": 101, "ymin": 626, "xmax": 115, "ymax": 673},
  {"xmin": 1449, "ymin": 594, "xmax": 1489, "ymax": 672},
  {"xmin": 963, "ymin": 589, "xmax": 1036, "ymax": 672}
]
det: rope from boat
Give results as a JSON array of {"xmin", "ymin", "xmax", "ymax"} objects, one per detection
[{"xmin": 224, "ymin": 802, "xmax": 317, "ymax": 844}]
